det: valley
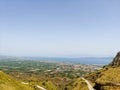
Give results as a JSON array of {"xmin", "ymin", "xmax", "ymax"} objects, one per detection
[
  {"xmin": 0, "ymin": 57, "xmax": 101, "ymax": 90},
  {"xmin": 0, "ymin": 52, "xmax": 120, "ymax": 90}
]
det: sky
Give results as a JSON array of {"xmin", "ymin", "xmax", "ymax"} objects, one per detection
[{"xmin": 0, "ymin": 0, "xmax": 120, "ymax": 57}]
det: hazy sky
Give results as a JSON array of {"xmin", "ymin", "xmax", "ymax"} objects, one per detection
[{"xmin": 0, "ymin": 0, "xmax": 120, "ymax": 57}]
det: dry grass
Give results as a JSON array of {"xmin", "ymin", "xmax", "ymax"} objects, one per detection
[{"xmin": 0, "ymin": 71, "xmax": 33, "ymax": 90}]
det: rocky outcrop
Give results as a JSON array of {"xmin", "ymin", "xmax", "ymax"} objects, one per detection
[{"xmin": 109, "ymin": 51, "xmax": 120, "ymax": 67}]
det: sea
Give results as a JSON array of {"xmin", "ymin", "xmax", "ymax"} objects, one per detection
[
  {"xmin": 0, "ymin": 55, "xmax": 113, "ymax": 66},
  {"xmin": 29, "ymin": 57, "xmax": 113, "ymax": 66}
]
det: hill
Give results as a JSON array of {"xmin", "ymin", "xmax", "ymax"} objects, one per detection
[
  {"xmin": 0, "ymin": 71, "xmax": 33, "ymax": 90},
  {"xmin": 0, "ymin": 70, "xmax": 89, "ymax": 90},
  {"xmin": 85, "ymin": 51, "xmax": 120, "ymax": 90}
]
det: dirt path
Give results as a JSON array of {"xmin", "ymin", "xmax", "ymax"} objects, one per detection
[
  {"xmin": 36, "ymin": 85, "xmax": 46, "ymax": 90},
  {"xmin": 82, "ymin": 78, "xmax": 95, "ymax": 90},
  {"xmin": 22, "ymin": 82, "xmax": 46, "ymax": 90}
]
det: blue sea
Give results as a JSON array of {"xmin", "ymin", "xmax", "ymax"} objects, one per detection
[
  {"xmin": 30, "ymin": 57, "xmax": 113, "ymax": 66},
  {"xmin": 0, "ymin": 55, "xmax": 113, "ymax": 66}
]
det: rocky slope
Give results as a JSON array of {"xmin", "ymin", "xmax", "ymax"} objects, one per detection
[
  {"xmin": 85, "ymin": 51, "xmax": 120, "ymax": 90},
  {"xmin": 109, "ymin": 51, "xmax": 120, "ymax": 67}
]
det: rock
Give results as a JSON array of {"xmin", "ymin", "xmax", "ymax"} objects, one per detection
[{"xmin": 109, "ymin": 51, "xmax": 120, "ymax": 67}]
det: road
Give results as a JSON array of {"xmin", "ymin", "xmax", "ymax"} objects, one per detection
[{"xmin": 82, "ymin": 77, "xmax": 95, "ymax": 90}]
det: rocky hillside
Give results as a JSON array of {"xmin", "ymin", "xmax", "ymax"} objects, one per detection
[
  {"xmin": 85, "ymin": 51, "xmax": 120, "ymax": 90},
  {"xmin": 109, "ymin": 51, "xmax": 120, "ymax": 67}
]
